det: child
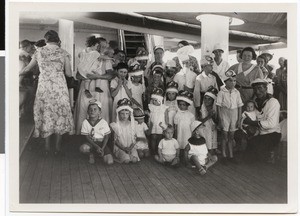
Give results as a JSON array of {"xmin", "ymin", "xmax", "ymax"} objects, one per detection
[
  {"xmin": 145, "ymin": 65, "xmax": 165, "ymax": 106},
  {"xmin": 110, "ymin": 98, "xmax": 139, "ymax": 163},
  {"xmin": 80, "ymin": 100, "xmax": 113, "ymax": 165},
  {"xmin": 164, "ymin": 81, "xmax": 179, "ymax": 126},
  {"xmin": 77, "ymin": 36, "xmax": 103, "ymax": 98},
  {"xmin": 164, "ymin": 60, "xmax": 177, "ymax": 85},
  {"xmin": 216, "ymin": 70, "xmax": 243, "ymax": 164},
  {"xmin": 199, "ymin": 87, "xmax": 219, "ymax": 154},
  {"xmin": 110, "ymin": 62, "xmax": 132, "ymax": 122},
  {"xmin": 184, "ymin": 120, "xmax": 218, "ymax": 175},
  {"xmin": 128, "ymin": 64, "xmax": 146, "ymax": 109},
  {"xmin": 133, "ymin": 108, "xmax": 150, "ymax": 158},
  {"xmin": 174, "ymin": 90, "xmax": 195, "ymax": 157},
  {"xmin": 241, "ymin": 100, "xmax": 259, "ymax": 137},
  {"xmin": 148, "ymin": 88, "xmax": 168, "ymax": 155},
  {"xmin": 194, "ymin": 58, "xmax": 218, "ymax": 112},
  {"xmin": 155, "ymin": 124, "xmax": 180, "ymax": 167}
]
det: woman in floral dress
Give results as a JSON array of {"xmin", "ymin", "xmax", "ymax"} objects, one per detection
[{"xmin": 21, "ymin": 30, "xmax": 74, "ymax": 155}]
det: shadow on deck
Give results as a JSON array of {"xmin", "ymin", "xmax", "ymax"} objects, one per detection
[{"xmin": 19, "ymin": 133, "xmax": 287, "ymax": 204}]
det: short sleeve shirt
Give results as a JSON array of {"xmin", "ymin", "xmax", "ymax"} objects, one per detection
[
  {"xmin": 135, "ymin": 121, "xmax": 148, "ymax": 138},
  {"xmin": 158, "ymin": 138, "xmax": 179, "ymax": 155},
  {"xmin": 216, "ymin": 86, "xmax": 244, "ymax": 109},
  {"xmin": 81, "ymin": 118, "xmax": 111, "ymax": 141}
]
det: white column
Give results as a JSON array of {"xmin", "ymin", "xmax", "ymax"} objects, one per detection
[
  {"xmin": 198, "ymin": 14, "xmax": 229, "ymax": 61},
  {"xmin": 58, "ymin": 19, "xmax": 74, "ymax": 108}
]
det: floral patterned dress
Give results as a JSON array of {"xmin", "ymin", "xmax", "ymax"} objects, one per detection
[{"xmin": 33, "ymin": 44, "xmax": 74, "ymax": 138}]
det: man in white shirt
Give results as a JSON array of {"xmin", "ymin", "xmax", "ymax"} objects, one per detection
[{"xmin": 243, "ymin": 78, "xmax": 281, "ymax": 164}]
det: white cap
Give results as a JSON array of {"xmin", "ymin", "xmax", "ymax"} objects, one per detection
[
  {"xmin": 250, "ymin": 78, "xmax": 268, "ymax": 86},
  {"xmin": 190, "ymin": 120, "xmax": 204, "ymax": 132},
  {"xmin": 213, "ymin": 43, "xmax": 224, "ymax": 52},
  {"xmin": 89, "ymin": 99, "xmax": 102, "ymax": 109},
  {"xmin": 166, "ymin": 59, "xmax": 176, "ymax": 68}
]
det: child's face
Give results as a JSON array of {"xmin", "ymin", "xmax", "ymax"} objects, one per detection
[
  {"xmin": 203, "ymin": 65, "xmax": 213, "ymax": 73},
  {"xmin": 153, "ymin": 73, "xmax": 162, "ymax": 84},
  {"xmin": 246, "ymin": 102, "xmax": 255, "ymax": 112},
  {"xmin": 131, "ymin": 75, "xmax": 142, "ymax": 83},
  {"xmin": 151, "ymin": 98, "xmax": 161, "ymax": 106},
  {"xmin": 106, "ymin": 50, "xmax": 114, "ymax": 58},
  {"xmin": 203, "ymin": 95, "xmax": 214, "ymax": 107},
  {"xmin": 119, "ymin": 110, "xmax": 130, "ymax": 121},
  {"xmin": 135, "ymin": 118, "xmax": 144, "ymax": 124},
  {"xmin": 225, "ymin": 77, "xmax": 236, "ymax": 89},
  {"xmin": 118, "ymin": 68, "xmax": 128, "ymax": 79},
  {"xmin": 195, "ymin": 125, "xmax": 205, "ymax": 136},
  {"xmin": 167, "ymin": 92, "xmax": 177, "ymax": 101},
  {"xmin": 178, "ymin": 101, "xmax": 189, "ymax": 111},
  {"xmin": 164, "ymin": 128, "xmax": 174, "ymax": 140},
  {"xmin": 91, "ymin": 43, "xmax": 99, "ymax": 50},
  {"xmin": 88, "ymin": 104, "xmax": 101, "ymax": 119}
]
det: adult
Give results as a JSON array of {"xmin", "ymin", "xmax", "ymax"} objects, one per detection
[
  {"xmin": 243, "ymin": 78, "xmax": 281, "ymax": 163},
  {"xmin": 256, "ymin": 54, "xmax": 273, "ymax": 95},
  {"xmin": 145, "ymin": 46, "xmax": 165, "ymax": 85},
  {"xmin": 21, "ymin": 30, "xmax": 74, "ymax": 155},
  {"xmin": 173, "ymin": 40, "xmax": 200, "ymax": 75},
  {"xmin": 74, "ymin": 38, "xmax": 114, "ymax": 135},
  {"xmin": 274, "ymin": 57, "xmax": 286, "ymax": 99},
  {"xmin": 227, "ymin": 47, "xmax": 264, "ymax": 103},
  {"xmin": 275, "ymin": 59, "xmax": 287, "ymax": 110},
  {"xmin": 212, "ymin": 43, "xmax": 230, "ymax": 81}
]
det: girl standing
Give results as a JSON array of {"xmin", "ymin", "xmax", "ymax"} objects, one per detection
[
  {"xmin": 164, "ymin": 81, "xmax": 179, "ymax": 126},
  {"xmin": 110, "ymin": 98, "xmax": 139, "ymax": 163},
  {"xmin": 148, "ymin": 88, "xmax": 168, "ymax": 155},
  {"xmin": 110, "ymin": 62, "xmax": 132, "ymax": 122},
  {"xmin": 128, "ymin": 65, "xmax": 145, "ymax": 109},
  {"xmin": 174, "ymin": 90, "xmax": 195, "ymax": 157}
]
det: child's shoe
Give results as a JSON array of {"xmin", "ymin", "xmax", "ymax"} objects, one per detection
[
  {"xmin": 95, "ymin": 87, "xmax": 103, "ymax": 93},
  {"xmin": 84, "ymin": 89, "xmax": 93, "ymax": 98},
  {"xmin": 198, "ymin": 166, "xmax": 206, "ymax": 175},
  {"xmin": 89, "ymin": 154, "xmax": 95, "ymax": 164}
]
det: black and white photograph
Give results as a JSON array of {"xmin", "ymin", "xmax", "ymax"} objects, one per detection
[{"xmin": 8, "ymin": 2, "xmax": 297, "ymax": 214}]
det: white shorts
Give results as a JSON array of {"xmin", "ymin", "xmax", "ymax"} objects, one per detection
[
  {"xmin": 219, "ymin": 107, "xmax": 238, "ymax": 132},
  {"xmin": 188, "ymin": 154, "xmax": 207, "ymax": 166},
  {"xmin": 135, "ymin": 141, "xmax": 149, "ymax": 150},
  {"xmin": 162, "ymin": 154, "xmax": 176, "ymax": 162}
]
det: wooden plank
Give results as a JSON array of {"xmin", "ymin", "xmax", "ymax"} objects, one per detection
[
  {"xmin": 121, "ymin": 164, "xmax": 155, "ymax": 203},
  {"xmin": 105, "ymin": 165, "xmax": 131, "ymax": 203},
  {"xmin": 36, "ymin": 155, "xmax": 54, "ymax": 203},
  {"xmin": 179, "ymin": 164, "xmax": 237, "ymax": 203},
  {"xmin": 78, "ymin": 159, "xmax": 97, "ymax": 203},
  {"xmin": 113, "ymin": 165, "xmax": 143, "ymax": 203},
  {"xmin": 19, "ymin": 151, "xmax": 39, "ymax": 203},
  {"xmin": 143, "ymin": 159, "xmax": 190, "ymax": 203},
  {"xmin": 137, "ymin": 160, "xmax": 178, "ymax": 203},
  {"xmin": 86, "ymin": 161, "xmax": 108, "ymax": 203},
  {"xmin": 70, "ymin": 155, "xmax": 84, "ymax": 203},
  {"xmin": 132, "ymin": 162, "xmax": 167, "ymax": 203},
  {"xmin": 96, "ymin": 162, "xmax": 119, "ymax": 203},
  {"xmin": 49, "ymin": 157, "xmax": 62, "ymax": 203},
  {"xmin": 25, "ymin": 155, "xmax": 46, "ymax": 203},
  {"xmin": 60, "ymin": 156, "xmax": 72, "ymax": 203},
  {"xmin": 19, "ymin": 148, "xmax": 34, "ymax": 189}
]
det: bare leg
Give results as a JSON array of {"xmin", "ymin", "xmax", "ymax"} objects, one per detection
[
  {"xmin": 45, "ymin": 135, "xmax": 51, "ymax": 152},
  {"xmin": 137, "ymin": 149, "xmax": 144, "ymax": 158},
  {"xmin": 190, "ymin": 155, "xmax": 206, "ymax": 175},
  {"xmin": 221, "ymin": 131, "xmax": 228, "ymax": 158},
  {"xmin": 54, "ymin": 133, "xmax": 62, "ymax": 152},
  {"xmin": 228, "ymin": 132, "xmax": 235, "ymax": 158}
]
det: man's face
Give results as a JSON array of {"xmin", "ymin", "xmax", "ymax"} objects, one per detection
[{"xmin": 253, "ymin": 84, "xmax": 268, "ymax": 99}]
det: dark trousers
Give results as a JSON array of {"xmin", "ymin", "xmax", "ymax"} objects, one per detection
[{"xmin": 246, "ymin": 132, "xmax": 281, "ymax": 162}]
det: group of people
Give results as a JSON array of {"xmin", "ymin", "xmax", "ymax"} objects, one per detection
[{"xmin": 19, "ymin": 29, "xmax": 287, "ymax": 175}]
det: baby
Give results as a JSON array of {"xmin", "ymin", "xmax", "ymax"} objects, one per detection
[{"xmin": 241, "ymin": 100, "xmax": 259, "ymax": 137}]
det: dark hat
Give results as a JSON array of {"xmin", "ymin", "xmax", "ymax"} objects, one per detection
[
  {"xmin": 133, "ymin": 107, "xmax": 145, "ymax": 119},
  {"xmin": 116, "ymin": 98, "xmax": 133, "ymax": 113}
]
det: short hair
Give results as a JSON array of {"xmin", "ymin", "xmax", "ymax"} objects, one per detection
[
  {"xmin": 257, "ymin": 54, "xmax": 268, "ymax": 64},
  {"xmin": 20, "ymin": 40, "xmax": 32, "ymax": 48},
  {"xmin": 163, "ymin": 124, "xmax": 174, "ymax": 133},
  {"xmin": 44, "ymin": 30, "xmax": 60, "ymax": 43},
  {"xmin": 34, "ymin": 39, "xmax": 46, "ymax": 48},
  {"xmin": 116, "ymin": 62, "xmax": 128, "ymax": 70},
  {"xmin": 87, "ymin": 103, "xmax": 101, "ymax": 111},
  {"xmin": 86, "ymin": 36, "xmax": 99, "ymax": 47},
  {"xmin": 114, "ymin": 49, "xmax": 126, "ymax": 56},
  {"xmin": 240, "ymin": 47, "xmax": 257, "ymax": 60},
  {"xmin": 97, "ymin": 37, "xmax": 107, "ymax": 43},
  {"xmin": 178, "ymin": 40, "xmax": 189, "ymax": 47}
]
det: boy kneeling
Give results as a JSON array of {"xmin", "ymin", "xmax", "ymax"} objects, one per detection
[{"xmin": 80, "ymin": 100, "xmax": 113, "ymax": 165}]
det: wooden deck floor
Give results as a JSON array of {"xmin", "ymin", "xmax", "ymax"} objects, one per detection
[{"xmin": 20, "ymin": 135, "xmax": 287, "ymax": 204}]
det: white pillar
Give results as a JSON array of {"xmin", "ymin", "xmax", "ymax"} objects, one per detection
[
  {"xmin": 58, "ymin": 19, "xmax": 74, "ymax": 108},
  {"xmin": 198, "ymin": 14, "xmax": 229, "ymax": 61}
]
